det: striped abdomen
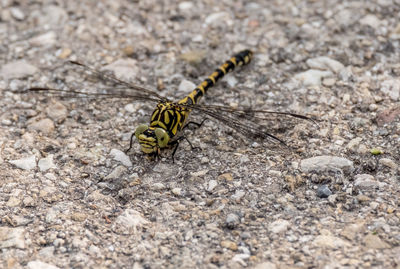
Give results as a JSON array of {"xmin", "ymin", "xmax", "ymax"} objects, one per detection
[{"xmin": 178, "ymin": 49, "xmax": 253, "ymax": 105}]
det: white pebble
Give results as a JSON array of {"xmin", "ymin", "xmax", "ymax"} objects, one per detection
[
  {"xmin": 38, "ymin": 154, "xmax": 57, "ymax": 172},
  {"xmin": 110, "ymin": 149, "xmax": 132, "ymax": 167},
  {"xmin": 9, "ymin": 155, "xmax": 36, "ymax": 170}
]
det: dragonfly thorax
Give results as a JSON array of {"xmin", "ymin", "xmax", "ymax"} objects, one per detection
[{"xmin": 135, "ymin": 124, "xmax": 170, "ymax": 154}]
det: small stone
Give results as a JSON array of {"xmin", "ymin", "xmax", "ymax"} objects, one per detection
[
  {"xmin": 180, "ymin": 50, "xmax": 206, "ymax": 64},
  {"xmin": 27, "ymin": 261, "xmax": 60, "ymax": 269},
  {"xmin": 0, "ymin": 60, "xmax": 38, "ymax": 79},
  {"xmin": 71, "ymin": 213, "xmax": 87, "ymax": 222},
  {"xmin": 294, "ymin": 69, "xmax": 333, "ymax": 86},
  {"xmin": 57, "ymin": 48, "xmax": 72, "ymax": 59},
  {"xmin": 23, "ymin": 196, "xmax": 36, "ymax": 207},
  {"xmin": 9, "ymin": 155, "xmax": 36, "ymax": 170},
  {"xmin": 341, "ymin": 222, "xmax": 365, "ymax": 241},
  {"xmin": 29, "ymin": 31, "xmax": 57, "ymax": 47},
  {"xmin": 232, "ymin": 254, "xmax": 250, "ymax": 266},
  {"xmin": 322, "ymin": 77, "xmax": 336, "ymax": 86},
  {"xmin": 112, "ymin": 209, "xmax": 149, "ymax": 235},
  {"xmin": 363, "ymin": 234, "xmax": 390, "ymax": 249},
  {"xmin": 231, "ymin": 190, "xmax": 245, "ymax": 202},
  {"xmin": 380, "ymin": 79, "xmax": 400, "ymax": 101},
  {"xmin": 38, "ymin": 154, "xmax": 56, "ymax": 172},
  {"xmin": 316, "ymin": 185, "xmax": 332, "ymax": 198},
  {"xmin": 110, "ymin": 149, "xmax": 132, "ymax": 167},
  {"xmin": 152, "ymin": 183, "xmax": 166, "ymax": 191},
  {"xmin": 28, "ymin": 118, "xmax": 55, "ymax": 134},
  {"xmin": 300, "ymin": 156, "xmax": 354, "ymax": 173},
  {"xmin": 313, "ymin": 235, "xmax": 350, "ymax": 248},
  {"xmin": 360, "ymin": 14, "xmax": 382, "ymax": 29},
  {"xmin": 347, "ymin": 137, "xmax": 362, "ymax": 150},
  {"xmin": 103, "ymin": 59, "xmax": 139, "ymax": 81},
  {"xmin": 254, "ymin": 262, "xmax": 277, "ymax": 269},
  {"xmin": 218, "ymin": 173, "xmax": 233, "ymax": 181},
  {"xmin": 306, "ymin": 56, "xmax": 345, "ymax": 73},
  {"xmin": 0, "ymin": 227, "xmax": 26, "ymax": 249},
  {"xmin": 6, "ymin": 197, "xmax": 21, "ymax": 207},
  {"xmin": 122, "ymin": 45, "xmax": 135, "ymax": 56},
  {"xmin": 171, "ymin": 188, "xmax": 182, "ymax": 196},
  {"xmin": 46, "ymin": 101, "xmax": 67, "ymax": 122},
  {"xmin": 178, "ymin": 79, "xmax": 196, "ymax": 94},
  {"xmin": 354, "ymin": 174, "xmax": 379, "ymax": 190},
  {"xmin": 207, "ymin": 180, "xmax": 218, "ymax": 192},
  {"xmin": 220, "ymin": 240, "xmax": 238, "ymax": 251},
  {"xmin": 205, "ymin": 12, "xmax": 232, "ymax": 26},
  {"xmin": 225, "ymin": 213, "xmax": 240, "ymax": 229},
  {"xmin": 105, "ymin": 165, "xmax": 127, "ymax": 180},
  {"xmin": 178, "ymin": 2, "xmax": 194, "ymax": 10},
  {"xmin": 379, "ymin": 158, "xmax": 397, "ymax": 169},
  {"xmin": 10, "ymin": 7, "xmax": 25, "ymax": 20},
  {"xmin": 269, "ymin": 219, "xmax": 290, "ymax": 234}
]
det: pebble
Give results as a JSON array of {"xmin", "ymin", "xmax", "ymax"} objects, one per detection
[
  {"xmin": 109, "ymin": 149, "xmax": 132, "ymax": 167},
  {"xmin": 27, "ymin": 261, "xmax": 60, "ymax": 269},
  {"xmin": 354, "ymin": 174, "xmax": 379, "ymax": 190},
  {"xmin": 306, "ymin": 56, "xmax": 345, "ymax": 73},
  {"xmin": 0, "ymin": 227, "xmax": 26, "ymax": 249},
  {"xmin": 294, "ymin": 69, "xmax": 333, "ymax": 86},
  {"xmin": 359, "ymin": 14, "xmax": 382, "ymax": 29},
  {"xmin": 37, "ymin": 5, "xmax": 68, "ymax": 25},
  {"xmin": 9, "ymin": 155, "xmax": 36, "ymax": 170},
  {"xmin": 300, "ymin": 156, "xmax": 354, "ymax": 173},
  {"xmin": 313, "ymin": 235, "xmax": 350, "ymax": 248},
  {"xmin": 225, "ymin": 213, "xmax": 240, "ymax": 229},
  {"xmin": 171, "ymin": 187, "xmax": 183, "ymax": 196},
  {"xmin": 380, "ymin": 79, "xmax": 400, "ymax": 101},
  {"xmin": 204, "ymin": 12, "xmax": 232, "ymax": 26},
  {"xmin": 231, "ymin": 190, "xmax": 245, "ymax": 202},
  {"xmin": 104, "ymin": 165, "xmax": 127, "ymax": 180},
  {"xmin": 207, "ymin": 180, "xmax": 218, "ymax": 192},
  {"xmin": 38, "ymin": 154, "xmax": 57, "ymax": 172},
  {"xmin": 29, "ymin": 31, "xmax": 57, "ymax": 47},
  {"xmin": 10, "ymin": 7, "xmax": 25, "ymax": 20},
  {"xmin": 0, "ymin": 60, "xmax": 38, "ymax": 79},
  {"xmin": 232, "ymin": 253, "xmax": 250, "ymax": 266},
  {"xmin": 179, "ymin": 50, "xmax": 206, "ymax": 64},
  {"xmin": 57, "ymin": 48, "xmax": 72, "ymax": 59},
  {"xmin": 28, "ymin": 118, "xmax": 55, "ymax": 134},
  {"xmin": 363, "ymin": 234, "xmax": 390, "ymax": 249},
  {"xmin": 268, "ymin": 219, "xmax": 290, "ymax": 234},
  {"xmin": 220, "ymin": 240, "xmax": 238, "ymax": 251},
  {"xmin": 379, "ymin": 158, "xmax": 397, "ymax": 170},
  {"xmin": 316, "ymin": 185, "xmax": 332, "ymax": 198},
  {"xmin": 103, "ymin": 59, "xmax": 139, "ymax": 81},
  {"xmin": 45, "ymin": 101, "xmax": 68, "ymax": 122},
  {"xmin": 341, "ymin": 222, "xmax": 365, "ymax": 241},
  {"xmin": 178, "ymin": 2, "xmax": 194, "ymax": 10},
  {"xmin": 178, "ymin": 79, "xmax": 196, "ymax": 94},
  {"xmin": 254, "ymin": 262, "xmax": 277, "ymax": 269},
  {"xmin": 112, "ymin": 209, "xmax": 149, "ymax": 235}
]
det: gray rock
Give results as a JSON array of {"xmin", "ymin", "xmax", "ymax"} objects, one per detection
[
  {"xmin": 178, "ymin": 79, "xmax": 196, "ymax": 94},
  {"xmin": 316, "ymin": 185, "xmax": 332, "ymax": 198},
  {"xmin": 27, "ymin": 261, "xmax": 60, "ymax": 269},
  {"xmin": 29, "ymin": 31, "xmax": 57, "ymax": 47},
  {"xmin": 10, "ymin": 7, "xmax": 25, "ymax": 20},
  {"xmin": 0, "ymin": 227, "xmax": 26, "ymax": 249},
  {"xmin": 207, "ymin": 179, "xmax": 218, "ymax": 192},
  {"xmin": 354, "ymin": 174, "xmax": 379, "ymax": 190},
  {"xmin": 306, "ymin": 56, "xmax": 345, "ymax": 73},
  {"xmin": 28, "ymin": 118, "xmax": 55, "ymax": 134},
  {"xmin": 380, "ymin": 79, "xmax": 400, "ymax": 101},
  {"xmin": 9, "ymin": 155, "xmax": 36, "ymax": 170},
  {"xmin": 379, "ymin": 158, "xmax": 398, "ymax": 170},
  {"xmin": 300, "ymin": 156, "xmax": 354, "ymax": 173},
  {"xmin": 313, "ymin": 234, "xmax": 350, "ymax": 248},
  {"xmin": 103, "ymin": 59, "xmax": 139, "ymax": 81},
  {"xmin": 0, "ymin": 60, "xmax": 38, "ymax": 79},
  {"xmin": 294, "ymin": 69, "xmax": 333, "ymax": 86},
  {"xmin": 225, "ymin": 213, "xmax": 240, "ymax": 229},
  {"xmin": 45, "ymin": 101, "xmax": 68, "ymax": 122},
  {"xmin": 112, "ymin": 209, "xmax": 149, "ymax": 235},
  {"xmin": 105, "ymin": 165, "xmax": 127, "ymax": 180},
  {"xmin": 38, "ymin": 154, "xmax": 57, "ymax": 172},
  {"xmin": 110, "ymin": 149, "xmax": 132, "ymax": 167},
  {"xmin": 268, "ymin": 219, "xmax": 290, "ymax": 234}
]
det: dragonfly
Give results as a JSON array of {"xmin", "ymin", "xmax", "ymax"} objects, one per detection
[{"xmin": 29, "ymin": 49, "xmax": 313, "ymax": 161}]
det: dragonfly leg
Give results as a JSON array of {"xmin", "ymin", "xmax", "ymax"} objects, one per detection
[
  {"xmin": 183, "ymin": 118, "xmax": 208, "ymax": 130},
  {"xmin": 125, "ymin": 132, "xmax": 135, "ymax": 153},
  {"xmin": 170, "ymin": 135, "xmax": 201, "ymax": 162}
]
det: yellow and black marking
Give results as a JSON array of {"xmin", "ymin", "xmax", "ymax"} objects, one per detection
[{"xmin": 133, "ymin": 49, "xmax": 253, "ymax": 159}]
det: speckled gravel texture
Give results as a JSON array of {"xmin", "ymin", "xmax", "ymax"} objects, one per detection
[{"xmin": 1, "ymin": 1, "xmax": 400, "ymax": 268}]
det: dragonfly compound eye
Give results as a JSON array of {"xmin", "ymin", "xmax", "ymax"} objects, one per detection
[
  {"xmin": 154, "ymin": 128, "xmax": 169, "ymax": 148},
  {"xmin": 135, "ymin": 124, "xmax": 149, "ymax": 140}
]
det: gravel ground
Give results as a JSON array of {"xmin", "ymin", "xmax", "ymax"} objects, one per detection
[{"xmin": 1, "ymin": 0, "xmax": 400, "ymax": 268}]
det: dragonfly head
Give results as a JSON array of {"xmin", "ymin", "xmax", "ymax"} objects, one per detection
[{"xmin": 135, "ymin": 124, "xmax": 170, "ymax": 154}]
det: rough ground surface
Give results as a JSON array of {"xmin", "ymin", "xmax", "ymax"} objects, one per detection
[{"xmin": 1, "ymin": 0, "xmax": 399, "ymax": 268}]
